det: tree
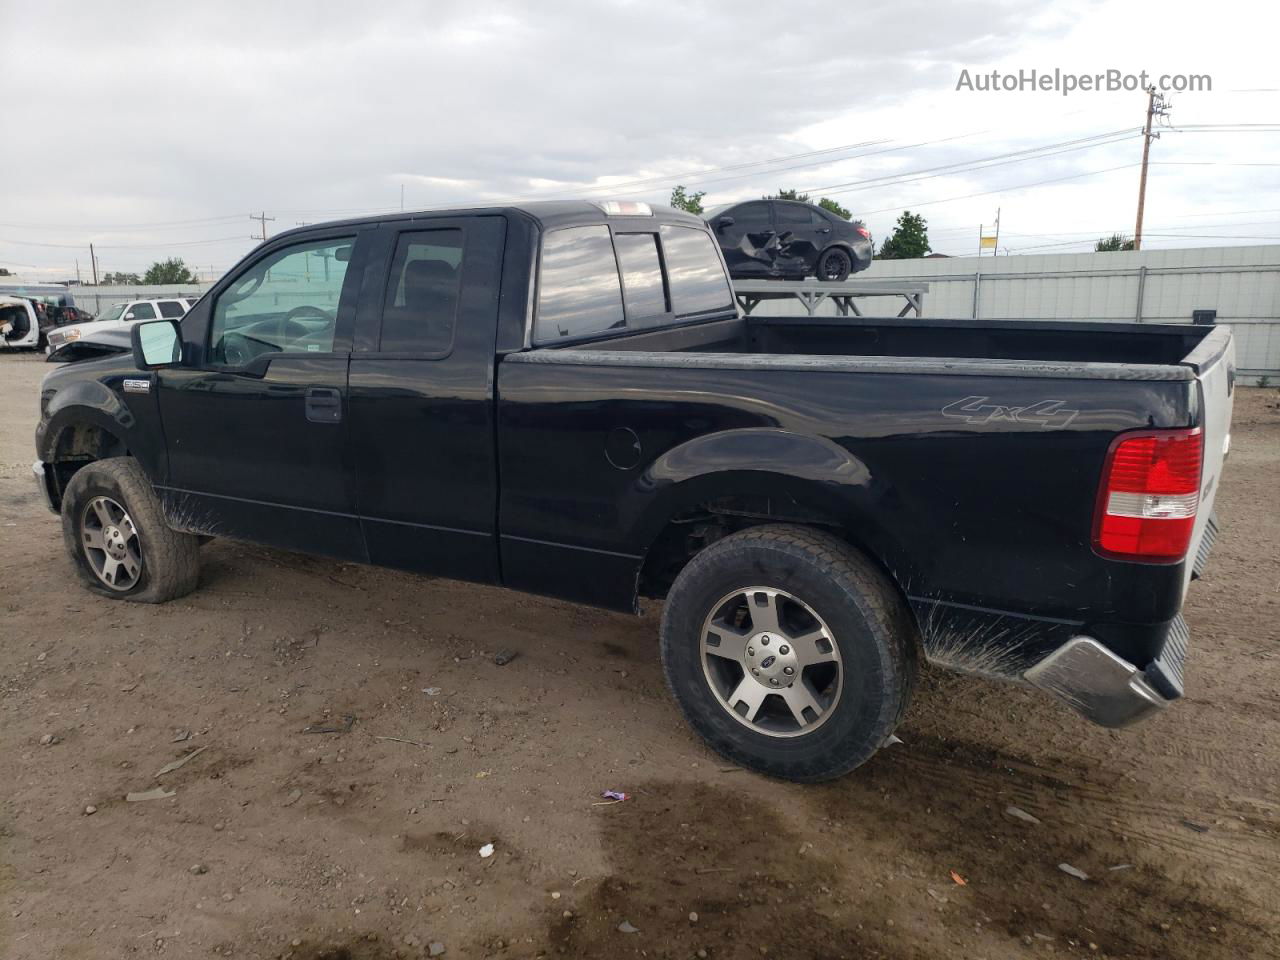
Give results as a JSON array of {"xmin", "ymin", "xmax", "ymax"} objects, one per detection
[
  {"xmin": 817, "ymin": 197, "xmax": 852, "ymax": 220},
  {"xmin": 669, "ymin": 185, "xmax": 706, "ymax": 215},
  {"xmin": 0, "ymin": 267, "xmax": 11, "ymax": 276},
  {"xmin": 766, "ymin": 188, "xmax": 852, "ymax": 220},
  {"xmin": 878, "ymin": 211, "xmax": 931, "ymax": 259},
  {"xmin": 143, "ymin": 258, "xmax": 197, "ymax": 285},
  {"xmin": 102, "ymin": 271, "xmax": 142, "ymax": 285},
  {"xmin": 1095, "ymin": 233, "xmax": 1136, "ymax": 252}
]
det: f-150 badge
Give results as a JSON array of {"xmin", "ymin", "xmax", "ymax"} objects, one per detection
[{"xmin": 942, "ymin": 396, "xmax": 1079, "ymax": 428}]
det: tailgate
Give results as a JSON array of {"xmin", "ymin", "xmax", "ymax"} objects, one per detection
[{"xmin": 1182, "ymin": 325, "xmax": 1235, "ymax": 589}]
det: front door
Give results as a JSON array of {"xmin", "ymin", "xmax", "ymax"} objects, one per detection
[
  {"xmin": 154, "ymin": 232, "xmax": 367, "ymax": 560},
  {"xmin": 715, "ymin": 202, "xmax": 775, "ymax": 277},
  {"xmin": 772, "ymin": 202, "xmax": 825, "ymax": 278},
  {"xmin": 346, "ymin": 215, "xmax": 506, "ymax": 583}
]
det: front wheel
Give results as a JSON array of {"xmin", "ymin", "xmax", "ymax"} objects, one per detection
[
  {"xmin": 660, "ymin": 525, "xmax": 916, "ymax": 781},
  {"xmin": 816, "ymin": 248, "xmax": 852, "ymax": 282},
  {"xmin": 60, "ymin": 457, "xmax": 200, "ymax": 603}
]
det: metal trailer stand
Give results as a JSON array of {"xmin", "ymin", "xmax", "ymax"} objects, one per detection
[{"xmin": 733, "ymin": 279, "xmax": 929, "ymax": 319}]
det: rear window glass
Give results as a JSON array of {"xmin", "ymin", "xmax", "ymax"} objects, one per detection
[
  {"xmin": 158, "ymin": 300, "xmax": 186, "ymax": 318},
  {"xmin": 731, "ymin": 203, "xmax": 770, "ymax": 227},
  {"xmin": 613, "ymin": 233, "xmax": 667, "ymax": 322},
  {"xmin": 380, "ymin": 228, "xmax": 464, "ymax": 354},
  {"xmin": 659, "ymin": 225, "xmax": 734, "ymax": 316},
  {"xmin": 776, "ymin": 203, "xmax": 810, "ymax": 225},
  {"xmin": 535, "ymin": 225, "xmax": 624, "ymax": 341}
]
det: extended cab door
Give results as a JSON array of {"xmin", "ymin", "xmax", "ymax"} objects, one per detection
[
  {"xmin": 345, "ymin": 215, "xmax": 506, "ymax": 583},
  {"xmin": 154, "ymin": 230, "xmax": 368, "ymax": 559}
]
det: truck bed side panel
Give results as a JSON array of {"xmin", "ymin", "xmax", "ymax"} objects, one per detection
[{"xmin": 497, "ymin": 351, "xmax": 1198, "ymax": 667}]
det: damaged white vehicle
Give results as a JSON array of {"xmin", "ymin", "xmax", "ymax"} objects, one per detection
[
  {"xmin": 0, "ymin": 295, "xmax": 42, "ymax": 349},
  {"xmin": 45, "ymin": 297, "xmax": 197, "ymax": 353}
]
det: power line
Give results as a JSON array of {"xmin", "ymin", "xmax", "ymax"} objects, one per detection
[
  {"xmin": 0, "ymin": 235, "xmax": 251, "ymax": 250},
  {"xmin": 793, "ymin": 129, "xmax": 1140, "ymax": 199},
  {"xmin": 857, "ymin": 163, "xmax": 1142, "ymax": 216}
]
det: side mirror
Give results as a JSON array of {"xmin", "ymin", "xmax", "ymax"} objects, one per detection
[
  {"xmin": 717, "ymin": 216, "xmax": 735, "ymax": 228},
  {"xmin": 131, "ymin": 319, "xmax": 182, "ymax": 370}
]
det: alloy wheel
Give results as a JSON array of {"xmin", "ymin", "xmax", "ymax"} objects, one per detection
[
  {"xmin": 80, "ymin": 496, "xmax": 143, "ymax": 591},
  {"xmin": 700, "ymin": 586, "xmax": 843, "ymax": 737}
]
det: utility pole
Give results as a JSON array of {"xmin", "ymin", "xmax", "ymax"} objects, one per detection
[
  {"xmin": 249, "ymin": 211, "xmax": 276, "ymax": 242},
  {"xmin": 1134, "ymin": 87, "xmax": 1170, "ymax": 251},
  {"xmin": 89, "ymin": 244, "xmax": 99, "ymax": 285},
  {"xmin": 75, "ymin": 259, "xmax": 81, "ymax": 285},
  {"xmin": 400, "ymin": 184, "xmax": 405, "ymax": 211},
  {"xmin": 993, "ymin": 207, "xmax": 1001, "ymax": 255}
]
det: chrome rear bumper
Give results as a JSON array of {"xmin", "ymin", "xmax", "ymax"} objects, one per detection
[{"xmin": 1024, "ymin": 635, "xmax": 1179, "ymax": 727}]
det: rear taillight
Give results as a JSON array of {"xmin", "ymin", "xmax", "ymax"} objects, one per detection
[
  {"xmin": 1093, "ymin": 428, "xmax": 1203, "ymax": 563},
  {"xmin": 854, "ymin": 225, "xmax": 871, "ymax": 240}
]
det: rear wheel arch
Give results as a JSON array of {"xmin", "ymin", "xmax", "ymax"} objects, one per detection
[{"xmin": 635, "ymin": 470, "xmax": 909, "ymax": 609}]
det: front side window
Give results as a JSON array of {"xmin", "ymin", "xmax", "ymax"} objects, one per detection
[
  {"xmin": 659, "ymin": 225, "xmax": 734, "ymax": 317},
  {"xmin": 379, "ymin": 229, "xmax": 464, "ymax": 354},
  {"xmin": 613, "ymin": 233, "xmax": 667, "ymax": 322},
  {"xmin": 211, "ymin": 237, "xmax": 353, "ymax": 363},
  {"xmin": 157, "ymin": 300, "xmax": 186, "ymax": 318},
  {"xmin": 96, "ymin": 303, "xmax": 125, "ymax": 323},
  {"xmin": 534, "ymin": 225, "xmax": 624, "ymax": 341},
  {"xmin": 125, "ymin": 302, "xmax": 156, "ymax": 321}
]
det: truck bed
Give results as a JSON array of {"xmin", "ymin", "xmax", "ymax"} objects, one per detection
[
  {"xmin": 566, "ymin": 314, "xmax": 1221, "ymax": 375},
  {"xmin": 497, "ymin": 314, "xmax": 1233, "ymax": 683}
]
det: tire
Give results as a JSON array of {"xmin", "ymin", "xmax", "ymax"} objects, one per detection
[
  {"xmin": 817, "ymin": 247, "xmax": 852, "ymax": 282},
  {"xmin": 60, "ymin": 457, "xmax": 200, "ymax": 603},
  {"xmin": 660, "ymin": 524, "xmax": 916, "ymax": 782}
]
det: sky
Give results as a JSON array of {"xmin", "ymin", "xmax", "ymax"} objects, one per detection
[{"xmin": 2, "ymin": 0, "xmax": 1278, "ymax": 281}]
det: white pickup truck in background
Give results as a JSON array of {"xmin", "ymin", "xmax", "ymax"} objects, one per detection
[{"xmin": 45, "ymin": 297, "xmax": 198, "ymax": 353}]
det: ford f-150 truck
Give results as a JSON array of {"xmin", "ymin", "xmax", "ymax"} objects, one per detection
[{"xmin": 32, "ymin": 201, "xmax": 1235, "ymax": 781}]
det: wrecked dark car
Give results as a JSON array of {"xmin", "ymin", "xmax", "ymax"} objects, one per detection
[
  {"xmin": 705, "ymin": 198, "xmax": 873, "ymax": 281},
  {"xmin": 32, "ymin": 200, "xmax": 1234, "ymax": 782}
]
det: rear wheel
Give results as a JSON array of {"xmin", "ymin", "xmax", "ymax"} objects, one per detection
[
  {"xmin": 60, "ymin": 457, "xmax": 200, "ymax": 603},
  {"xmin": 817, "ymin": 247, "xmax": 852, "ymax": 282},
  {"xmin": 660, "ymin": 525, "xmax": 916, "ymax": 781}
]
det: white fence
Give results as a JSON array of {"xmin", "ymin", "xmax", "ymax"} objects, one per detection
[
  {"xmin": 776, "ymin": 244, "xmax": 1280, "ymax": 383},
  {"xmin": 68, "ymin": 283, "xmax": 212, "ymax": 315}
]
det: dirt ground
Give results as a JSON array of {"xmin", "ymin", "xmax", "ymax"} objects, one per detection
[{"xmin": 1, "ymin": 350, "xmax": 1277, "ymax": 960}]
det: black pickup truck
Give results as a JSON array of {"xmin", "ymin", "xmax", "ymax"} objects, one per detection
[{"xmin": 32, "ymin": 201, "xmax": 1235, "ymax": 781}]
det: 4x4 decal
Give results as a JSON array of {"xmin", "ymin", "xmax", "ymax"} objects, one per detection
[{"xmin": 941, "ymin": 396, "xmax": 1080, "ymax": 428}]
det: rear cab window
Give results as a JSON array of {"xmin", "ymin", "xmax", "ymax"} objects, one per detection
[
  {"xmin": 157, "ymin": 300, "xmax": 186, "ymax": 318},
  {"xmin": 658, "ymin": 225, "xmax": 734, "ymax": 317},
  {"xmin": 534, "ymin": 226, "xmax": 625, "ymax": 341},
  {"xmin": 533, "ymin": 218, "xmax": 732, "ymax": 345}
]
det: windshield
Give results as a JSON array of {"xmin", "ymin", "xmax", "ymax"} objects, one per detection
[{"xmin": 95, "ymin": 303, "xmax": 126, "ymax": 322}]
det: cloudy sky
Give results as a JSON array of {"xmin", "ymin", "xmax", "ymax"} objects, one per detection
[{"xmin": 2, "ymin": 0, "xmax": 1277, "ymax": 280}]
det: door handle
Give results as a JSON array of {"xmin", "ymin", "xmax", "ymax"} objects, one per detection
[
  {"xmin": 818, "ymin": 227, "xmax": 831, "ymax": 234},
  {"xmin": 305, "ymin": 387, "xmax": 343, "ymax": 424}
]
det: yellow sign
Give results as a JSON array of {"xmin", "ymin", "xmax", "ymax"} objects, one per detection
[{"xmin": 980, "ymin": 235, "xmax": 997, "ymax": 249}]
